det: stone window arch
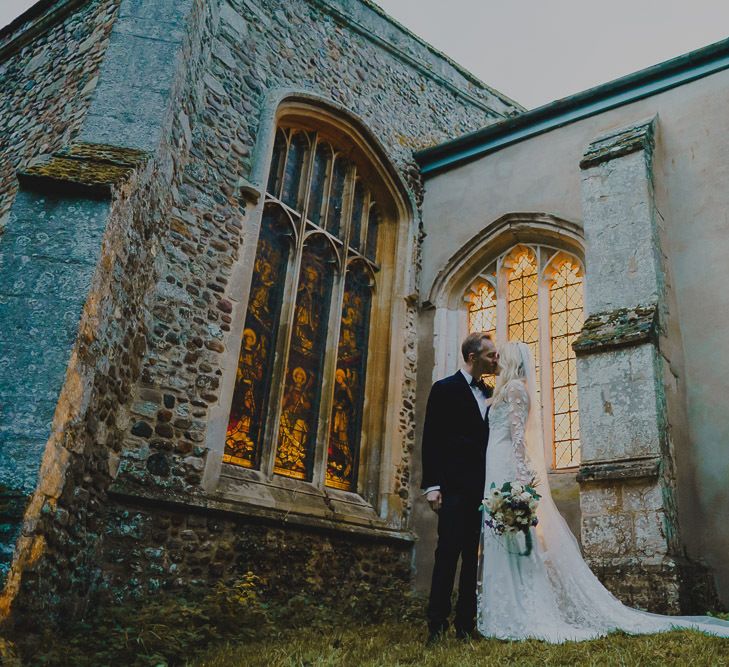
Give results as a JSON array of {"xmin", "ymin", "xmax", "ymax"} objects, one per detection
[
  {"xmin": 429, "ymin": 213, "xmax": 585, "ymax": 471},
  {"xmin": 205, "ymin": 97, "xmax": 415, "ymax": 526},
  {"xmin": 464, "ymin": 243, "xmax": 585, "ymax": 468}
]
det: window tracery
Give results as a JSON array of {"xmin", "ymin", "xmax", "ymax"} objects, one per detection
[
  {"xmin": 466, "ymin": 244, "xmax": 584, "ymax": 469},
  {"xmin": 225, "ymin": 122, "xmax": 384, "ymax": 493}
]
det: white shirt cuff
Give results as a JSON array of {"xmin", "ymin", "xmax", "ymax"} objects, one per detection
[{"xmin": 423, "ymin": 485, "xmax": 441, "ymax": 495}]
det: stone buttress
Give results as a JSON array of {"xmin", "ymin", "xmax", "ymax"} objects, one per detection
[{"xmin": 575, "ymin": 117, "xmax": 719, "ymax": 613}]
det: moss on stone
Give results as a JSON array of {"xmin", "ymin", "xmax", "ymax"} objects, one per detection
[
  {"xmin": 59, "ymin": 142, "xmax": 150, "ymax": 168},
  {"xmin": 18, "ymin": 142, "xmax": 151, "ymax": 196},
  {"xmin": 573, "ymin": 304, "xmax": 658, "ymax": 356}
]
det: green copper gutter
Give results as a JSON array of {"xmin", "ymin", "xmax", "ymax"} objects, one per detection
[{"xmin": 416, "ymin": 36, "xmax": 729, "ymax": 177}]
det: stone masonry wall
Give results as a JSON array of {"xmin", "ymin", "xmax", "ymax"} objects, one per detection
[
  {"xmin": 103, "ymin": 0, "xmax": 517, "ymax": 608},
  {"xmin": 113, "ymin": 0, "xmax": 517, "ymax": 512},
  {"xmin": 99, "ymin": 498, "xmax": 412, "ymax": 605},
  {"xmin": 2, "ymin": 0, "xmax": 217, "ymax": 625},
  {"xmin": 0, "ymin": 0, "xmax": 119, "ymax": 582},
  {"xmin": 575, "ymin": 118, "xmax": 719, "ymax": 613},
  {"xmin": 0, "ymin": 0, "xmax": 120, "ymax": 224},
  {"xmin": 2, "ymin": 0, "xmax": 519, "ymax": 624}
]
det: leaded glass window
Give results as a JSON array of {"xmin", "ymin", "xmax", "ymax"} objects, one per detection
[
  {"xmin": 549, "ymin": 258, "xmax": 584, "ymax": 468},
  {"xmin": 225, "ymin": 208, "xmax": 291, "ymax": 468},
  {"xmin": 327, "ymin": 261, "xmax": 373, "ymax": 489},
  {"xmin": 465, "ymin": 244, "xmax": 585, "ymax": 469},
  {"xmin": 225, "ymin": 124, "xmax": 382, "ymax": 492},
  {"xmin": 467, "ymin": 281, "xmax": 497, "ymax": 389},
  {"xmin": 506, "ymin": 248, "xmax": 540, "ymax": 403}
]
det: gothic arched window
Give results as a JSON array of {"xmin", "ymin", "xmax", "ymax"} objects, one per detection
[
  {"xmin": 224, "ymin": 122, "xmax": 384, "ymax": 493},
  {"xmin": 466, "ymin": 244, "xmax": 585, "ymax": 469}
]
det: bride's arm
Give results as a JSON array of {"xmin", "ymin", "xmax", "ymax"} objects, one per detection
[{"xmin": 506, "ymin": 381, "xmax": 536, "ymax": 484}]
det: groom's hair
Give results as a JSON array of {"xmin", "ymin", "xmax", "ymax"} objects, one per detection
[{"xmin": 461, "ymin": 332, "xmax": 492, "ymax": 362}]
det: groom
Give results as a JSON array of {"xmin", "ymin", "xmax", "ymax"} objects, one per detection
[{"xmin": 421, "ymin": 331, "xmax": 498, "ymax": 642}]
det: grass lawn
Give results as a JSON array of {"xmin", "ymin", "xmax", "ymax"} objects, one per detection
[{"xmin": 193, "ymin": 622, "xmax": 729, "ymax": 666}]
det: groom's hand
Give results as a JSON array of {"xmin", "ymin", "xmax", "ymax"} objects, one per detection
[{"xmin": 426, "ymin": 490, "xmax": 442, "ymax": 512}]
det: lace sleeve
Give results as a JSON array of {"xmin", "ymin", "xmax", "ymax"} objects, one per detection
[{"xmin": 505, "ymin": 380, "xmax": 535, "ymax": 484}]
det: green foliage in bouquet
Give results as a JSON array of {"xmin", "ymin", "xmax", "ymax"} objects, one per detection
[{"xmin": 480, "ymin": 479, "xmax": 541, "ymax": 556}]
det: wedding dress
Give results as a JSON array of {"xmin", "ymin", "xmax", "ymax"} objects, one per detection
[{"xmin": 477, "ymin": 342, "xmax": 729, "ymax": 643}]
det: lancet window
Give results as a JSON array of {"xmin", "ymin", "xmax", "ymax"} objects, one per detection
[
  {"xmin": 466, "ymin": 245, "xmax": 585, "ymax": 469},
  {"xmin": 225, "ymin": 123, "xmax": 381, "ymax": 492}
]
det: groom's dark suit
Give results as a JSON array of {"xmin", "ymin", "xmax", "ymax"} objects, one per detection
[{"xmin": 421, "ymin": 370, "xmax": 491, "ymax": 636}]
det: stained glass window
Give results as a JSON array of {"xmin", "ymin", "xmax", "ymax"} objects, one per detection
[
  {"xmin": 350, "ymin": 180, "xmax": 365, "ymax": 252},
  {"xmin": 326, "ymin": 156, "xmax": 348, "ymax": 236},
  {"xmin": 550, "ymin": 260, "xmax": 584, "ymax": 468},
  {"xmin": 365, "ymin": 203, "xmax": 379, "ymax": 261},
  {"xmin": 307, "ymin": 143, "xmax": 330, "ymax": 226},
  {"xmin": 267, "ymin": 130, "xmax": 286, "ymax": 197},
  {"xmin": 275, "ymin": 236, "xmax": 335, "ymax": 480},
  {"xmin": 466, "ymin": 245, "xmax": 584, "ymax": 470},
  {"xmin": 467, "ymin": 281, "xmax": 497, "ymax": 389},
  {"xmin": 226, "ymin": 121, "xmax": 383, "ymax": 494},
  {"xmin": 282, "ymin": 131, "xmax": 309, "ymax": 209},
  {"xmin": 225, "ymin": 207, "xmax": 292, "ymax": 468},
  {"xmin": 327, "ymin": 262, "xmax": 372, "ymax": 490},
  {"xmin": 468, "ymin": 282, "xmax": 496, "ymax": 338}
]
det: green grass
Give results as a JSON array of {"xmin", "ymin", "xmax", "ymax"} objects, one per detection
[{"xmin": 193, "ymin": 622, "xmax": 729, "ymax": 667}]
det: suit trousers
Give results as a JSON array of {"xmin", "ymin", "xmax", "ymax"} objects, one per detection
[{"xmin": 426, "ymin": 491, "xmax": 483, "ymax": 634}]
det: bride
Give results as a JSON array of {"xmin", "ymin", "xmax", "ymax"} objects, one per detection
[{"xmin": 477, "ymin": 341, "xmax": 729, "ymax": 642}]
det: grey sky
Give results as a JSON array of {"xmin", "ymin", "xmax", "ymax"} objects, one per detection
[
  {"xmin": 2, "ymin": 0, "xmax": 729, "ymax": 108},
  {"xmin": 374, "ymin": 0, "xmax": 729, "ymax": 108}
]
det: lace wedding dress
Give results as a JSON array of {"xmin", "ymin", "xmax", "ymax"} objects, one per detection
[{"xmin": 477, "ymin": 343, "xmax": 729, "ymax": 643}]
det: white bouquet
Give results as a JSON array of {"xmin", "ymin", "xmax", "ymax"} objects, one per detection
[{"xmin": 480, "ymin": 480, "xmax": 541, "ymax": 556}]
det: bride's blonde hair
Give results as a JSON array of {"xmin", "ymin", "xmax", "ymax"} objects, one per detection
[{"xmin": 493, "ymin": 341, "xmax": 527, "ymax": 403}]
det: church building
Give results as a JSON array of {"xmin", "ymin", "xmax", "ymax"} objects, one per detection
[{"xmin": 1, "ymin": 0, "xmax": 728, "ymax": 623}]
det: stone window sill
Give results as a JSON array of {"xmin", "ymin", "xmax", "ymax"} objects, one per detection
[
  {"xmin": 210, "ymin": 462, "xmax": 414, "ymax": 542},
  {"xmin": 548, "ymin": 467, "xmax": 579, "ymax": 475},
  {"xmin": 110, "ymin": 468, "xmax": 415, "ymax": 544}
]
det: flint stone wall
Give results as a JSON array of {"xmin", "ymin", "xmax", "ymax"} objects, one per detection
[
  {"xmin": 97, "ymin": 500, "xmax": 412, "ymax": 605},
  {"xmin": 0, "ymin": 0, "xmax": 119, "ymax": 224},
  {"xmin": 0, "ymin": 0, "xmax": 120, "ymax": 582},
  {"xmin": 1, "ymin": 0, "xmax": 215, "ymax": 623},
  {"xmin": 0, "ymin": 0, "xmax": 519, "ymax": 623}
]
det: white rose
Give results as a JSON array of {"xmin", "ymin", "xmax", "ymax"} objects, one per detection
[{"xmin": 511, "ymin": 483, "xmax": 523, "ymax": 495}]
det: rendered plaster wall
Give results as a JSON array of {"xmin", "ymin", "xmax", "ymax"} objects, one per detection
[{"xmin": 417, "ymin": 67, "xmax": 729, "ymax": 605}]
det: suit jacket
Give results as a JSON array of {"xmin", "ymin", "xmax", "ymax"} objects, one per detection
[{"xmin": 420, "ymin": 370, "xmax": 491, "ymax": 499}]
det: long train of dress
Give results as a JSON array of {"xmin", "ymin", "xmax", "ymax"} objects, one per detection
[{"xmin": 477, "ymin": 376, "xmax": 729, "ymax": 643}]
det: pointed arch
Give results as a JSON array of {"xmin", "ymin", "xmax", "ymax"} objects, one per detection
[
  {"xmin": 427, "ymin": 212, "xmax": 584, "ymax": 311},
  {"xmin": 204, "ymin": 90, "xmax": 418, "ymax": 525},
  {"xmin": 252, "ymin": 90, "xmax": 415, "ymax": 227},
  {"xmin": 428, "ymin": 212, "xmax": 586, "ymax": 471}
]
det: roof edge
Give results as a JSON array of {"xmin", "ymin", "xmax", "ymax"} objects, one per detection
[{"xmin": 416, "ymin": 36, "xmax": 729, "ymax": 177}]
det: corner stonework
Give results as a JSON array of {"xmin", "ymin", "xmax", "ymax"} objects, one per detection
[{"xmin": 575, "ymin": 117, "xmax": 719, "ymax": 613}]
